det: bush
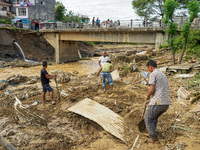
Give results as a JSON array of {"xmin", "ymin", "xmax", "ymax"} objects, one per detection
[
  {"xmin": 87, "ymin": 41, "xmax": 95, "ymax": 46},
  {"xmin": 160, "ymin": 30, "xmax": 200, "ymax": 57},
  {"xmin": 0, "ymin": 18, "xmax": 11, "ymax": 24}
]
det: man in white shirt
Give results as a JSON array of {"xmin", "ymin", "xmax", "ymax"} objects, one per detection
[{"xmin": 98, "ymin": 51, "xmax": 110, "ymax": 67}]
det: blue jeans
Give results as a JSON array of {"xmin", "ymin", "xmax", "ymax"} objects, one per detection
[
  {"xmin": 145, "ymin": 105, "xmax": 169, "ymax": 141},
  {"xmin": 101, "ymin": 72, "xmax": 113, "ymax": 87}
]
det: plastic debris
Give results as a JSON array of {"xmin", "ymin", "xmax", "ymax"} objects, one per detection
[
  {"xmin": 111, "ymin": 70, "xmax": 120, "ymax": 81},
  {"xmin": 173, "ymin": 73, "xmax": 196, "ymax": 79},
  {"xmin": 60, "ymin": 90, "xmax": 69, "ymax": 97}
]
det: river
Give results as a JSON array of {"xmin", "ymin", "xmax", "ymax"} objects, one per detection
[{"xmin": 0, "ymin": 58, "xmax": 99, "ymax": 81}]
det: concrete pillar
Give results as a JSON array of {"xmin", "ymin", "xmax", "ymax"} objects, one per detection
[
  {"xmin": 57, "ymin": 41, "xmax": 79, "ymax": 63},
  {"xmin": 155, "ymin": 32, "xmax": 166, "ymax": 48}
]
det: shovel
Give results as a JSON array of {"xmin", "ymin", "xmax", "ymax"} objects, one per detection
[
  {"xmin": 137, "ymin": 104, "xmax": 147, "ymax": 132},
  {"xmin": 54, "ymin": 78, "xmax": 60, "ymax": 102}
]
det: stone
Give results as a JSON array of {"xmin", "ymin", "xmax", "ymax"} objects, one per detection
[
  {"xmin": 51, "ymin": 70, "xmax": 74, "ymax": 84},
  {"xmin": 6, "ymin": 75, "xmax": 29, "ymax": 85},
  {"xmin": 7, "ymin": 131, "xmax": 15, "ymax": 136},
  {"xmin": 0, "ymin": 82, "xmax": 8, "ymax": 90}
]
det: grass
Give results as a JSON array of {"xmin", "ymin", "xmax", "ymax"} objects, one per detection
[
  {"xmin": 124, "ymin": 64, "xmax": 131, "ymax": 73},
  {"xmin": 81, "ymin": 57, "xmax": 92, "ymax": 60},
  {"xmin": 187, "ymin": 73, "xmax": 200, "ymax": 89},
  {"xmin": 87, "ymin": 41, "xmax": 95, "ymax": 46}
]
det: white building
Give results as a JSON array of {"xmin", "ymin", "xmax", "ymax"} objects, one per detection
[{"xmin": 0, "ymin": 0, "xmax": 11, "ymax": 17}]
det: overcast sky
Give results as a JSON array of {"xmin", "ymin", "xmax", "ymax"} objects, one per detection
[{"xmin": 58, "ymin": 0, "xmax": 140, "ymax": 22}]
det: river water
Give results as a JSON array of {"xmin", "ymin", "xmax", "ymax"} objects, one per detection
[{"xmin": 0, "ymin": 58, "xmax": 99, "ymax": 80}]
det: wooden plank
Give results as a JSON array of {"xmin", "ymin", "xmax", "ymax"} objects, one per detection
[{"xmin": 168, "ymin": 64, "xmax": 194, "ymax": 70}]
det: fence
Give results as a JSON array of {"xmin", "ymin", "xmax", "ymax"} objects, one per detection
[{"xmin": 39, "ymin": 19, "xmax": 200, "ymax": 30}]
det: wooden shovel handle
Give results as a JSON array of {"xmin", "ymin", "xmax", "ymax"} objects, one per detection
[{"xmin": 141, "ymin": 105, "xmax": 147, "ymax": 119}]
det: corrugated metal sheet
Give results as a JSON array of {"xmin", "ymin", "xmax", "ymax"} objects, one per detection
[{"xmin": 68, "ymin": 98, "xmax": 127, "ymax": 144}]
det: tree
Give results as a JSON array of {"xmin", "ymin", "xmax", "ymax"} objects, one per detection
[
  {"xmin": 55, "ymin": 2, "xmax": 66, "ymax": 21},
  {"xmin": 132, "ymin": 0, "xmax": 193, "ymax": 20},
  {"xmin": 163, "ymin": 0, "xmax": 178, "ymax": 64},
  {"xmin": 179, "ymin": 0, "xmax": 200, "ymax": 64}
]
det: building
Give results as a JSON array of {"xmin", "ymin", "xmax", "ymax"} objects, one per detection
[
  {"xmin": 0, "ymin": 0, "xmax": 11, "ymax": 17},
  {"xmin": 13, "ymin": 0, "xmax": 55, "ymax": 29}
]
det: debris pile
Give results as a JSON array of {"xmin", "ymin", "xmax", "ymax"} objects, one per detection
[{"xmin": 51, "ymin": 70, "xmax": 74, "ymax": 83}]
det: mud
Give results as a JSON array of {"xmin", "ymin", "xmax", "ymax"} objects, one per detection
[{"xmin": 0, "ymin": 43, "xmax": 199, "ymax": 150}]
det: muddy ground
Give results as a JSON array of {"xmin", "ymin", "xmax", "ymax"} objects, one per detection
[{"xmin": 0, "ymin": 43, "xmax": 200, "ymax": 149}]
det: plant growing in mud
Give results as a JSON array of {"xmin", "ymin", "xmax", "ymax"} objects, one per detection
[
  {"xmin": 163, "ymin": 0, "xmax": 178, "ymax": 64},
  {"xmin": 179, "ymin": 0, "xmax": 200, "ymax": 64}
]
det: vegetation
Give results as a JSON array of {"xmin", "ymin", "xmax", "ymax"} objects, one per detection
[
  {"xmin": 55, "ymin": 1, "xmax": 89, "ymax": 23},
  {"xmin": 132, "ymin": 0, "xmax": 192, "ymax": 20},
  {"xmin": 0, "ymin": 18, "xmax": 11, "ymax": 24},
  {"xmin": 81, "ymin": 57, "xmax": 92, "ymax": 60},
  {"xmin": 160, "ymin": 30, "xmax": 200, "ymax": 58},
  {"xmin": 163, "ymin": 0, "xmax": 178, "ymax": 64},
  {"xmin": 87, "ymin": 41, "xmax": 95, "ymax": 46},
  {"xmin": 55, "ymin": 2, "xmax": 66, "ymax": 21},
  {"xmin": 179, "ymin": 0, "xmax": 200, "ymax": 64}
]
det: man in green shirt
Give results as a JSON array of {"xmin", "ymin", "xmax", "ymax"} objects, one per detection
[{"xmin": 97, "ymin": 60, "xmax": 113, "ymax": 91}]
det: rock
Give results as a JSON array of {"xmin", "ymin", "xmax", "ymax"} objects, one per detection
[
  {"xmin": 51, "ymin": 70, "xmax": 73, "ymax": 84},
  {"xmin": 135, "ymin": 55, "xmax": 148, "ymax": 62},
  {"xmin": 126, "ymin": 50, "xmax": 137, "ymax": 56},
  {"xmin": 72, "ymin": 70, "xmax": 79, "ymax": 74},
  {"xmin": 7, "ymin": 131, "xmax": 15, "ymax": 136},
  {"xmin": 6, "ymin": 75, "xmax": 29, "ymax": 85},
  {"xmin": 0, "ymin": 82, "xmax": 8, "ymax": 90}
]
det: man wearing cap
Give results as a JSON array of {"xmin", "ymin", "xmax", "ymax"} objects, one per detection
[{"xmin": 97, "ymin": 60, "xmax": 113, "ymax": 91}]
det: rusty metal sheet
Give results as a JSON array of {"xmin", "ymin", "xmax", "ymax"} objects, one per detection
[{"xmin": 68, "ymin": 98, "xmax": 127, "ymax": 144}]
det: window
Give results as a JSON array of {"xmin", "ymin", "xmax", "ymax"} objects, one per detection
[
  {"xmin": 35, "ymin": 0, "xmax": 38, "ymax": 3},
  {"xmin": 18, "ymin": 8, "xmax": 26, "ymax": 16},
  {"xmin": 2, "ymin": 7, "xmax": 7, "ymax": 11}
]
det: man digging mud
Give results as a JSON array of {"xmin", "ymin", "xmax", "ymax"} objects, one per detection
[
  {"xmin": 98, "ymin": 51, "xmax": 110, "ymax": 67},
  {"xmin": 97, "ymin": 60, "xmax": 113, "ymax": 91},
  {"xmin": 145, "ymin": 60, "xmax": 170, "ymax": 143},
  {"xmin": 41, "ymin": 61, "xmax": 56, "ymax": 105}
]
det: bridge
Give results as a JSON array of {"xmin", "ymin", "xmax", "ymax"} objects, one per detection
[{"xmin": 40, "ymin": 27, "xmax": 167, "ymax": 64}]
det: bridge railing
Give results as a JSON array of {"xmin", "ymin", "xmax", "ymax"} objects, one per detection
[{"xmin": 39, "ymin": 19, "xmax": 200, "ymax": 30}]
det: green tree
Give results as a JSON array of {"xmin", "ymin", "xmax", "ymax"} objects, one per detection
[
  {"xmin": 55, "ymin": 2, "xmax": 66, "ymax": 21},
  {"xmin": 132, "ymin": 0, "xmax": 192, "ymax": 20},
  {"xmin": 163, "ymin": 0, "xmax": 178, "ymax": 64},
  {"xmin": 179, "ymin": 0, "xmax": 200, "ymax": 64},
  {"xmin": 64, "ymin": 11, "xmax": 81, "ymax": 23}
]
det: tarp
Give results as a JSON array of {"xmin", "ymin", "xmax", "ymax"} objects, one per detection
[{"xmin": 11, "ymin": 19, "xmax": 30, "ymax": 24}]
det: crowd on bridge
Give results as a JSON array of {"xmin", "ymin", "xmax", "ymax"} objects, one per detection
[{"xmin": 92, "ymin": 17, "xmax": 121, "ymax": 28}]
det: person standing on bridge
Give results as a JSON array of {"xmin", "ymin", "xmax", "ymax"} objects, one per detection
[
  {"xmin": 41, "ymin": 61, "xmax": 57, "ymax": 105},
  {"xmin": 143, "ymin": 19, "xmax": 146, "ymax": 27},
  {"xmin": 92, "ymin": 17, "xmax": 95, "ymax": 27},
  {"xmin": 98, "ymin": 51, "xmax": 110, "ymax": 67},
  {"xmin": 96, "ymin": 17, "xmax": 99, "ymax": 28},
  {"xmin": 144, "ymin": 60, "xmax": 170, "ymax": 143}
]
